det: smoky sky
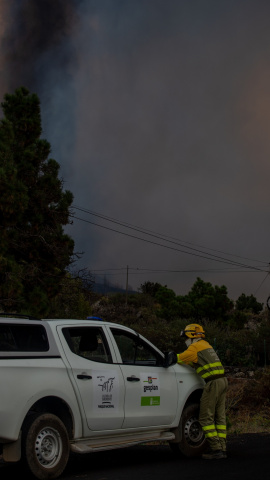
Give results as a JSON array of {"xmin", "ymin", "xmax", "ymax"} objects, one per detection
[{"xmin": 1, "ymin": 0, "xmax": 270, "ymax": 303}]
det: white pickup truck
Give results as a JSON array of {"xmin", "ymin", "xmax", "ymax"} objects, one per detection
[{"xmin": 0, "ymin": 314, "xmax": 206, "ymax": 479}]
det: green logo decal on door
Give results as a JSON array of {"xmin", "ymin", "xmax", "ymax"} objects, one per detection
[{"xmin": 141, "ymin": 396, "xmax": 160, "ymax": 406}]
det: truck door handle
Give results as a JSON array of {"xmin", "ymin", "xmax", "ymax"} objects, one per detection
[
  {"xmin": 77, "ymin": 374, "xmax": 92, "ymax": 380},
  {"xmin": 127, "ymin": 376, "xmax": 140, "ymax": 382}
]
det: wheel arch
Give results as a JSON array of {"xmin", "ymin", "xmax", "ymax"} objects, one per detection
[
  {"xmin": 171, "ymin": 387, "xmax": 203, "ymax": 443},
  {"xmin": 3, "ymin": 396, "xmax": 75, "ymax": 463},
  {"xmin": 184, "ymin": 388, "xmax": 203, "ymax": 409},
  {"xmin": 22, "ymin": 396, "xmax": 74, "ymax": 439}
]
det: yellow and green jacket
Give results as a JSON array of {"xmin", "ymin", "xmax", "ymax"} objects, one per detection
[{"xmin": 177, "ymin": 339, "xmax": 225, "ymax": 382}]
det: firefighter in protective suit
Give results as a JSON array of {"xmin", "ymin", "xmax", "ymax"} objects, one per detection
[{"xmin": 177, "ymin": 324, "xmax": 228, "ymax": 459}]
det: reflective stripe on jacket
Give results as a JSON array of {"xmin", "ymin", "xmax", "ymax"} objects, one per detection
[{"xmin": 177, "ymin": 339, "xmax": 225, "ymax": 382}]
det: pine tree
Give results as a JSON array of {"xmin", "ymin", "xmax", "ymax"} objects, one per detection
[{"xmin": 0, "ymin": 87, "xmax": 74, "ymax": 316}]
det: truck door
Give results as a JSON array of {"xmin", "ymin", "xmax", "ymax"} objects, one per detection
[
  {"xmin": 109, "ymin": 327, "xmax": 178, "ymax": 429},
  {"xmin": 58, "ymin": 325, "xmax": 125, "ymax": 431}
]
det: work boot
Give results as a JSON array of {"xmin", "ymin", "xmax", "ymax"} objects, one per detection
[{"xmin": 202, "ymin": 450, "xmax": 224, "ymax": 460}]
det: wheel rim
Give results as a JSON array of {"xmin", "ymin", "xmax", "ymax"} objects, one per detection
[
  {"xmin": 183, "ymin": 415, "xmax": 204, "ymax": 445},
  {"xmin": 35, "ymin": 426, "xmax": 63, "ymax": 468}
]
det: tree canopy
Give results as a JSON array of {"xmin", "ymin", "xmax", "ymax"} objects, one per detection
[
  {"xmin": 0, "ymin": 87, "xmax": 74, "ymax": 316},
  {"xmin": 235, "ymin": 293, "xmax": 263, "ymax": 315},
  {"xmin": 140, "ymin": 277, "xmax": 236, "ymax": 323}
]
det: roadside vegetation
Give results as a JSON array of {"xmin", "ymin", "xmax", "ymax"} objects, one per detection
[{"xmin": 226, "ymin": 368, "xmax": 270, "ymax": 434}]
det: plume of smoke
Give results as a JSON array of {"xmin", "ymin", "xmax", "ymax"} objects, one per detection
[
  {"xmin": 0, "ymin": 0, "xmax": 81, "ymax": 97},
  {"xmin": 0, "ymin": 0, "xmax": 83, "ymax": 179}
]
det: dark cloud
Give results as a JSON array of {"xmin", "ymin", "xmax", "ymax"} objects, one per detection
[{"xmin": 1, "ymin": 1, "xmax": 270, "ymax": 303}]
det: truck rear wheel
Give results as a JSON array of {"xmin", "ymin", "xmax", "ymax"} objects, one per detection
[
  {"xmin": 170, "ymin": 403, "xmax": 207, "ymax": 457},
  {"xmin": 22, "ymin": 413, "xmax": 70, "ymax": 479}
]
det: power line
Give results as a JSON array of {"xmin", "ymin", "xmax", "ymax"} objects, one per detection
[
  {"xmin": 71, "ymin": 213, "xmax": 267, "ymax": 273},
  {"xmin": 72, "ymin": 205, "xmax": 267, "ymax": 265},
  {"xmin": 91, "ymin": 267, "xmax": 264, "ymax": 273},
  {"xmin": 254, "ymin": 267, "xmax": 270, "ymax": 295},
  {"xmin": 91, "ymin": 268, "xmax": 265, "ymax": 277}
]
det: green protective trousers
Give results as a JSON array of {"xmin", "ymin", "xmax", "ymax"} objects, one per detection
[{"xmin": 199, "ymin": 377, "xmax": 228, "ymax": 452}]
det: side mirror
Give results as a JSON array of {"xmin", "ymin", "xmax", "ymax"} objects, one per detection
[{"xmin": 163, "ymin": 351, "xmax": 177, "ymax": 368}]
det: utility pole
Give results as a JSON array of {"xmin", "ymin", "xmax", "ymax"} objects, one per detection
[{"xmin": 125, "ymin": 265, "xmax": 129, "ymax": 305}]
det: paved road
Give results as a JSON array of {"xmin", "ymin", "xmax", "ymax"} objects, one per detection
[{"xmin": 1, "ymin": 433, "xmax": 269, "ymax": 479}]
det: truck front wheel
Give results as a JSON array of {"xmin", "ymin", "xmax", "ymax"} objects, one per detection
[
  {"xmin": 170, "ymin": 403, "xmax": 207, "ymax": 457},
  {"xmin": 22, "ymin": 413, "xmax": 70, "ymax": 479}
]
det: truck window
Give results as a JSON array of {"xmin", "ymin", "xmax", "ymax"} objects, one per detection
[
  {"xmin": 110, "ymin": 328, "xmax": 163, "ymax": 366},
  {"xmin": 0, "ymin": 324, "xmax": 49, "ymax": 352},
  {"xmin": 62, "ymin": 327, "xmax": 112, "ymax": 363}
]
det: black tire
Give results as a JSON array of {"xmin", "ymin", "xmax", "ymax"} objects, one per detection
[
  {"xmin": 170, "ymin": 403, "xmax": 207, "ymax": 457},
  {"xmin": 21, "ymin": 413, "xmax": 70, "ymax": 479}
]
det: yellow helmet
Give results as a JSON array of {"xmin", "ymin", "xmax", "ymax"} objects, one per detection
[{"xmin": 180, "ymin": 323, "xmax": 205, "ymax": 339}]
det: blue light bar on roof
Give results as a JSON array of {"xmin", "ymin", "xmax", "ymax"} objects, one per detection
[{"xmin": 86, "ymin": 316, "xmax": 103, "ymax": 321}]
